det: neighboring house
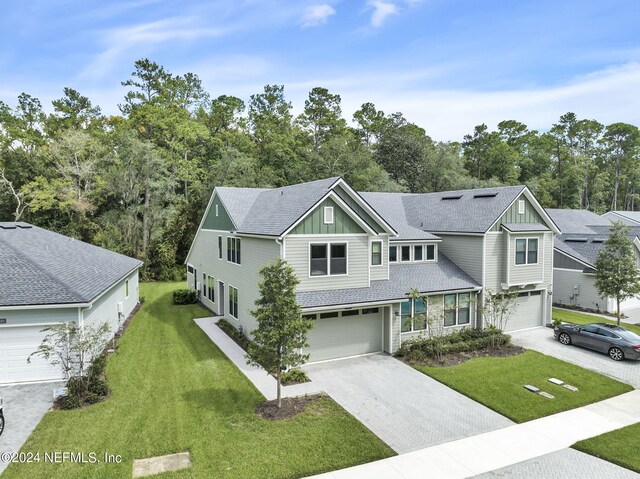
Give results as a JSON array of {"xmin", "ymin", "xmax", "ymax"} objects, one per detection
[
  {"xmin": 547, "ymin": 209, "xmax": 640, "ymax": 313},
  {"xmin": 186, "ymin": 177, "xmax": 558, "ymax": 363},
  {"xmin": 0, "ymin": 222, "xmax": 142, "ymax": 384},
  {"xmin": 602, "ymin": 210, "xmax": 640, "ymax": 226}
]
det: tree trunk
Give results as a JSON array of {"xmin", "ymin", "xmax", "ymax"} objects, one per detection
[
  {"xmin": 276, "ymin": 369, "xmax": 282, "ymax": 408},
  {"xmin": 617, "ymin": 297, "xmax": 621, "ymax": 326},
  {"xmin": 142, "ymin": 186, "xmax": 151, "ymax": 258}
]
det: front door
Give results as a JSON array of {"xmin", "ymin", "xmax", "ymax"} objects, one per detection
[{"xmin": 218, "ymin": 281, "xmax": 225, "ymax": 316}]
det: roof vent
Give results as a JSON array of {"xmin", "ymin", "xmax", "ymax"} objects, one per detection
[
  {"xmin": 441, "ymin": 195, "xmax": 462, "ymax": 200},
  {"xmin": 0, "ymin": 224, "xmax": 17, "ymax": 229},
  {"xmin": 16, "ymin": 224, "xmax": 32, "ymax": 229},
  {"xmin": 592, "ymin": 239, "xmax": 605, "ymax": 243},
  {"xmin": 473, "ymin": 193, "xmax": 498, "ymax": 199}
]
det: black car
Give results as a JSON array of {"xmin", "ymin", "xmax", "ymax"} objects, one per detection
[
  {"xmin": 0, "ymin": 397, "xmax": 4, "ymax": 436},
  {"xmin": 554, "ymin": 322, "xmax": 640, "ymax": 361}
]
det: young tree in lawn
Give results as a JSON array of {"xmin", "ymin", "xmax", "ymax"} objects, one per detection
[
  {"xmin": 595, "ymin": 222, "xmax": 640, "ymax": 325},
  {"xmin": 247, "ymin": 258, "xmax": 313, "ymax": 408}
]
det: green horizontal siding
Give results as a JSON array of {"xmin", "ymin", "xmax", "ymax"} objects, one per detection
[
  {"xmin": 202, "ymin": 194, "xmax": 234, "ymax": 231},
  {"xmin": 334, "ymin": 185, "xmax": 385, "ymax": 233},
  {"xmin": 491, "ymin": 194, "xmax": 545, "ymax": 231},
  {"xmin": 291, "ymin": 198, "xmax": 365, "ymax": 235}
]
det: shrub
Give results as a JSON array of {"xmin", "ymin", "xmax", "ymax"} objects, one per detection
[
  {"xmin": 60, "ymin": 395, "xmax": 81, "ymax": 410},
  {"xmin": 89, "ymin": 378, "xmax": 109, "ymax": 397},
  {"xmin": 67, "ymin": 376, "xmax": 87, "ymax": 397},
  {"xmin": 139, "ymin": 296, "xmax": 146, "ymax": 304},
  {"xmin": 282, "ymin": 369, "xmax": 309, "ymax": 385},
  {"xmin": 173, "ymin": 289, "xmax": 198, "ymax": 305},
  {"xmin": 217, "ymin": 319, "xmax": 250, "ymax": 350},
  {"xmin": 84, "ymin": 393, "xmax": 101, "ymax": 404},
  {"xmin": 88, "ymin": 355, "xmax": 107, "ymax": 380}
]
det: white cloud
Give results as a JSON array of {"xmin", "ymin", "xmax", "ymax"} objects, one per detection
[
  {"xmin": 367, "ymin": 0, "xmax": 398, "ymax": 28},
  {"xmin": 301, "ymin": 4, "xmax": 336, "ymax": 28}
]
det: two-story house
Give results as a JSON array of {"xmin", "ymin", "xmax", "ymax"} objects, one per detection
[{"xmin": 185, "ymin": 177, "xmax": 558, "ymax": 362}]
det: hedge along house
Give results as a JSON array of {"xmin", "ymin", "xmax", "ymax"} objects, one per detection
[
  {"xmin": 548, "ymin": 209, "xmax": 640, "ymax": 313},
  {"xmin": 186, "ymin": 177, "xmax": 558, "ymax": 363},
  {"xmin": 0, "ymin": 223, "xmax": 142, "ymax": 384}
]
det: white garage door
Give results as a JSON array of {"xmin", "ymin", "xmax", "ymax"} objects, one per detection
[
  {"xmin": 306, "ymin": 310, "xmax": 383, "ymax": 362},
  {"xmin": 506, "ymin": 292, "xmax": 544, "ymax": 331},
  {"xmin": 0, "ymin": 326, "xmax": 65, "ymax": 384},
  {"xmin": 621, "ymin": 295, "xmax": 640, "ymax": 311}
]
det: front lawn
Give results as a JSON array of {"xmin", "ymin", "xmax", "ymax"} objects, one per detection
[
  {"xmin": 417, "ymin": 350, "xmax": 633, "ymax": 423},
  {"xmin": 573, "ymin": 423, "xmax": 640, "ymax": 473},
  {"xmin": 553, "ymin": 308, "xmax": 640, "ymax": 335},
  {"xmin": 4, "ymin": 282, "xmax": 393, "ymax": 479}
]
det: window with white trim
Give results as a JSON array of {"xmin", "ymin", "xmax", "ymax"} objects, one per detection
[
  {"xmin": 310, "ymin": 242, "xmax": 347, "ymax": 276},
  {"xmin": 400, "ymin": 297, "xmax": 427, "ymax": 332},
  {"xmin": 401, "ymin": 245, "xmax": 411, "ymax": 262},
  {"xmin": 444, "ymin": 294, "xmax": 457, "ymax": 326},
  {"xmin": 125, "ymin": 280, "xmax": 129, "ymax": 299},
  {"xmin": 389, "ymin": 245, "xmax": 397, "ymax": 262},
  {"xmin": 324, "ymin": 206, "xmax": 334, "ymax": 224},
  {"xmin": 218, "ymin": 236, "xmax": 222, "ymax": 260},
  {"xmin": 518, "ymin": 199, "xmax": 525, "ymax": 214},
  {"xmin": 426, "ymin": 244, "xmax": 436, "ymax": 261},
  {"xmin": 229, "ymin": 286, "xmax": 238, "ymax": 319},
  {"xmin": 414, "ymin": 245, "xmax": 423, "ymax": 261},
  {"xmin": 371, "ymin": 241, "xmax": 382, "ymax": 266},
  {"xmin": 443, "ymin": 292, "xmax": 472, "ymax": 326},
  {"xmin": 227, "ymin": 237, "xmax": 241, "ymax": 264},
  {"xmin": 515, "ymin": 238, "xmax": 538, "ymax": 265}
]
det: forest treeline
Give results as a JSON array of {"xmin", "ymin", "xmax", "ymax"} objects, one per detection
[{"xmin": 1, "ymin": 59, "xmax": 638, "ymax": 279}]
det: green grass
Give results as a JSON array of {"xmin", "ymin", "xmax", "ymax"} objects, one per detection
[
  {"xmin": 5, "ymin": 282, "xmax": 393, "ymax": 479},
  {"xmin": 553, "ymin": 308, "xmax": 640, "ymax": 335},
  {"xmin": 417, "ymin": 350, "xmax": 633, "ymax": 423},
  {"xmin": 573, "ymin": 423, "xmax": 640, "ymax": 473}
]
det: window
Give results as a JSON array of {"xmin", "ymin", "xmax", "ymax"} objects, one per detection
[
  {"xmin": 187, "ymin": 265, "xmax": 194, "ymax": 274},
  {"xmin": 362, "ymin": 308, "xmax": 379, "ymax": 314},
  {"xmin": 371, "ymin": 241, "xmax": 382, "ymax": 266},
  {"xmin": 218, "ymin": 236, "xmax": 222, "ymax": 260},
  {"xmin": 444, "ymin": 294, "xmax": 457, "ymax": 327},
  {"xmin": 320, "ymin": 311, "xmax": 339, "ymax": 319},
  {"xmin": 518, "ymin": 199, "xmax": 525, "ymax": 214},
  {"xmin": 227, "ymin": 237, "xmax": 241, "ymax": 264},
  {"xmin": 215, "ymin": 204, "xmax": 219, "ymax": 217},
  {"xmin": 125, "ymin": 279, "xmax": 129, "ymax": 298},
  {"xmin": 518, "ymin": 292, "xmax": 529, "ymax": 297},
  {"xmin": 426, "ymin": 244, "xmax": 435, "ymax": 261},
  {"xmin": 310, "ymin": 244, "xmax": 328, "ymax": 276},
  {"xmin": 303, "ymin": 314, "xmax": 317, "ymax": 320},
  {"xmin": 401, "ymin": 298, "xmax": 427, "ymax": 332},
  {"xmin": 400, "ymin": 300, "xmax": 412, "ymax": 332},
  {"xmin": 207, "ymin": 276, "xmax": 215, "ymax": 301},
  {"xmin": 530, "ymin": 290, "xmax": 542, "ymax": 296},
  {"xmin": 324, "ymin": 206, "xmax": 334, "ymax": 224},
  {"xmin": 310, "ymin": 243, "xmax": 347, "ymax": 276},
  {"xmin": 515, "ymin": 238, "xmax": 538, "ymax": 265},
  {"xmin": 202, "ymin": 273, "xmax": 207, "ymax": 297},
  {"xmin": 389, "ymin": 246, "xmax": 398, "ymax": 263},
  {"xmin": 229, "ymin": 286, "xmax": 238, "ymax": 319},
  {"xmin": 458, "ymin": 293, "xmax": 470, "ymax": 324},
  {"xmin": 414, "ymin": 245, "xmax": 423, "ymax": 261},
  {"xmin": 342, "ymin": 310, "xmax": 360, "ymax": 317},
  {"xmin": 401, "ymin": 245, "xmax": 411, "ymax": 262}
]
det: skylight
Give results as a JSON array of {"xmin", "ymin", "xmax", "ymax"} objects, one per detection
[
  {"xmin": 473, "ymin": 193, "xmax": 498, "ymax": 198},
  {"xmin": 441, "ymin": 195, "xmax": 462, "ymax": 200},
  {"xmin": 565, "ymin": 238, "xmax": 588, "ymax": 243}
]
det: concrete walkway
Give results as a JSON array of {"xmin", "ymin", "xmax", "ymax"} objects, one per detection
[
  {"xmin": 305, "ymin": 389, "xmax": 640, "ymax": 479},
  {"xmin": 194, "ymin": 317, "xmax": 323, "ymax": 400}
]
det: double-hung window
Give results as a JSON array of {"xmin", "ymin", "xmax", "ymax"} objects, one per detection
[
  {"xmin": 457, "ymin": 293, "xmax": 470, "ymax": 325},
  {"xmin": 310, "ymin": 243, "xmax": 347, "ymax": 276},
  {"xmin": 371, "ymin": 241, "xmax": 382, "ymax": 266},
  {"xmin": 444, "ymin": 294, "xmax": 457, "ymax": 327},
  {"xmin": 515, "ymin": 238, "xmax": 538, "ymax": 265},
  {"xmin": 227, "ymin": 237, "xmax": 241, "ymax": 264},
  {"xmin": 229, "ymin": 286, "xmax": 238, "ymax": 319},
  {"xmin": 401, "ymin": 297, "xmax": 427, "ymax": 333},
  {"xmin": 207, "ymin": 276, "xmax": 215, "ymax": 302}
]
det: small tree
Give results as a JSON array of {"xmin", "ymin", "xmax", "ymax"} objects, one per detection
[
  {"xmin": 247, "ymin": 258, "xmax": 313, "ymax": 408},
  {"xmin": 29, "ymin": 322, "xmax": 110, "ymax": 385},
  {"xmin": 595, "ymin": 222, "xmax": 640, "ymax": 324},
  {"xmin": 408, "ymin": 289, "xmax": 447, "ymax": 358},
  {"xmin": 483, "ymin": 289, "xmax": 518, "ymax": 333}
]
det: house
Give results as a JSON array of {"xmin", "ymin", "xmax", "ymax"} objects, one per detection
[
  {"xmin": 0, "ymin": 222, "xmax": 142, "ymax": 384},
  {"xmin": 186, "ymin": 177, "xmax": 558, "ymax": 363},
  {"xmin": 602, "ymin": 210, "xmax": 640, "ymax": 226},
  {"xmin": 548, "ymin": 209, "xmax": 640, "ymax": 313}
]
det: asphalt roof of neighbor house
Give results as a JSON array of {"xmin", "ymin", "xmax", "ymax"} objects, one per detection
[
  {"xmin": 0, "ymin": 222, "xmax": 142, "ymax": 307},
  {"xmin": 605, "ymin": 211, "xmax": 640, "ymax": 225},
  {"xmin": 546, "ymin": 208, "xmax": 612, "ymax": 234},
  {"xmin": 296, "ymin": 253, "xmax": 480, "ymax": 309}
]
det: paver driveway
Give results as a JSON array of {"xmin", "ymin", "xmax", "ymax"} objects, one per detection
[
  {"xmin": 511, "ymin": 327, "xmax": 640, "ymax": 389},
  {"xmin": 302, "ymin": 354, "xmax": 513, "ymax": 454},
  {"xmin": 0, "ymin": 382, "xmax": 63, "ymax": 474}
]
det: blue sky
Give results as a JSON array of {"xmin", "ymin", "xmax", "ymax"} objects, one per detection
[{"xmin": 1, "ymin": 0, "xmax": 639, "ymax": 140}]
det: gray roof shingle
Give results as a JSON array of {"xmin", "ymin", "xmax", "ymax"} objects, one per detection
[
  {"xmin": 0, "ymin": 223, "xmax": 142, "ymax": 307},
  {"xmin": 546, "ymin": 209, "xmax": 611, "ymax": 234},
  {"xmin": 296, "ymin": 254, "xmax": 480, "ymax": 309}
]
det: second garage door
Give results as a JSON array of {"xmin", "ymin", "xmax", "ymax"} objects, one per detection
[
  {"xmin": 506, "ymin": 292, "xmax": 544, "ymax": 331},
  {"xmin": 0, "ymin": 326, "xmax": 66, "ymax": 384},
  {"xmin": 306, "ymin": 310, "xmax": 383, "ymax": 362}
]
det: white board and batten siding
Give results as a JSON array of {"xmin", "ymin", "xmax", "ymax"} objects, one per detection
[{"xmin": 187, "ymin": 230, "xmax": 280, "ymax": 334}]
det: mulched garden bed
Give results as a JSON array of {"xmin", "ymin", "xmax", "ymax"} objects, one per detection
[
  {"xmin": 406, "ymin": 344, "xmax": 525, "ymax": 368},
  {"xmin": 256, "ymin": 394, "xmax": 323, "ymax": 420}
]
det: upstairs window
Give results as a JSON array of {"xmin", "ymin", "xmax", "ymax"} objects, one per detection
[
  {"xmin": 324, "ymin": 206, "xmax": 334, "ymax": 224},
  {"xmin": 330, "ymin": 244, "xmax": 347, "ymax": 274},
  {"xmin": 218, "ymin": 236, "xmax": 223, "ymax": 260},
  {"xmin": 310, "ymin": 243, "xmax": 348, "ymax": 276},
  {"xmin": 401, "ymin": 245, "xmax": 411, "ymax": 262},
  {"xmin": 310, "ymin": 244, "xmax": 328, "ymax": 276},
  {"xmin": 389, "ymin": 246, "xmax": 398, "ymax": 263},
  {"xmin": 515, "ymin": 238, "xmax": 538, "ymax": 265},
  {"xmin": 371, "ymin": 241, "xmax": 382, "ymax": 266},
  {"xmin": 426, "ymin": 244, "xmax": 436, "ymax": 261},
  {"xmin": 414, "ymin": 245, "xmax": 423, "ymax": 261},
  {"xmin": 227, "ymin": 237, "xmax": 241, "ymax": 264}
]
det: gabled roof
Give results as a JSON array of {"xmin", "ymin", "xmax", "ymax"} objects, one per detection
[
  {"xmin": 361, "ymin": 185, "xmax": 529, "ymax": 235},
  {"xmin": 604, "ymin": 211, "xmax": 640, "ymax": 225},
  {"xmin": 546, "ymin": 208, "xmax": 611, "ymax": 234},
  {"xmin": 0, "ymin": 223, "xmax": 142, "ymax": 307},
  {"xmin": 554, "ymin": 235, "xmax": 608, "ymax": 268},
  {"xmin": 214, "ymin": 177, "xmax": 395, "ymax": 237},
  {"xmin": 296, "ymin": 253, "xmax": 480, "ymax": 309}
]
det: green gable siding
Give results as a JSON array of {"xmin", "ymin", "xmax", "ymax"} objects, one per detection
[
  {"xmin": 202, "ymin": 194, "xmax": 234, "ymax": 231},
  {"xmin": 333, "ymin": 185, "xmax": 385, "ymax": 233},
  {"xmin": 291, "ymin": 198, "xmax": 365, "ymax": 235},
  {"xmin": 490, "ymin": 194, "xmax": 545, "ymax": 231}
]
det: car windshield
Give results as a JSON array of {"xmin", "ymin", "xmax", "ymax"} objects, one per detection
[{"xmin": 617, "ymin": 329, "xmax": 640, "ymax": 342}]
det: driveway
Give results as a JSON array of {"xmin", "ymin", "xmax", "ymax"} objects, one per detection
[
  {"xmin": 0, "ymin": 382, "xmax": 62, "ymax": 474},
  {"xmin": 511, "ymin": 327, "xmax": 640, "ymax": 389},
  {"xmin": 302, "ymin": 354, "xmax": 514, "ymax": 454}
]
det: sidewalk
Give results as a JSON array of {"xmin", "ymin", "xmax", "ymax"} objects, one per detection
[
  {"xmin": 305, "ymin": 389, "xmax": 640, "ymax": 478},
  {"xmin": 194, "ymin": 317, "xmax": 323, "ymax": 400}
]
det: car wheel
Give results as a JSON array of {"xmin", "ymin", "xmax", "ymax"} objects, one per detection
[
  {"xmin": 0, "ymin": 414, "xmax": 4, "ymax": 436},
  {"xmin": 609, "ymin": 347, "xmax": 624, "ymax": 361},
  {"xmin": 558, "ymin": 333, "xmax": 571, "ymax": 345}
]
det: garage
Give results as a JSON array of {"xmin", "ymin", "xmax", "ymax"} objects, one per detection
[
  {"xmin": 0, "ymin": 326, "xmax": 65, "ymax": 384},
  {"xmin": 306, "ymin": 309, "xmax": 383, "ymax": 362},
  {"xmin": 507, "ymin": 291, "xmax": 544, "ymax": 331},
  {"xmin": 620, "ymin": 295, "xmax": 640, "ymax": 311}
]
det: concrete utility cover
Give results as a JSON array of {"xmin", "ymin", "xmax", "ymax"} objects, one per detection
[
  {"xmin": 548, "ymin": 377, "xmax": 564, "ymax": 385},
  {"xmin": 524, "ymin": 384, "xmax": 540, "ymax": 393},
  {"xmin": 132, "ymin": 452, "xmax": 192, "ymax": 478},
  {"xmin": 539, "ymin": 391, "xmax": 555, "ymax": 399}
]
